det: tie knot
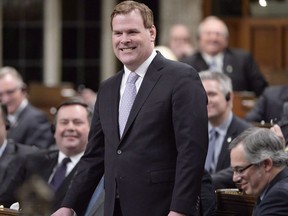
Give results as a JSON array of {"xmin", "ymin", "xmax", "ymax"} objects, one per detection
[
  {"xmin": 61, "ymin": 157, "xmax": 71, "ymax": 165},
  {"xmin": 210, "ymin": 128, "xmax": 219, "ymax": 137},
  {"xmin": 127, "ymin": 72, "xmax": 139, "ymax": 84}
]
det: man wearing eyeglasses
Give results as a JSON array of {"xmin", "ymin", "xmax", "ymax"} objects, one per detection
[
  {"xmin": 0, "ymin": 66, "xmax": 54, "ymax": 149},
  {"xmin": 230, "ymin": 127, "xmax": 288, "ymax": 216}
]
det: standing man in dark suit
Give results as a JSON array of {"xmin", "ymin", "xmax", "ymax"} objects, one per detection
[
  {"xmin": 52, "ymin": 1, "xmax": 208, "ymax": 216},
  {"xmin": 0, "ymin": 66, "xmax": 54, "ymax": 149},
  {"xmin": 182, "ymin": 16, "xmax": 268, "ymax": 97},
  {"xmin": 0, "ymin": 99, "xmax": 92, "ymax": 212},
  {"xmin": 0, "ymin": 103, "xmax": 37, "ymax": 190},
  {"xmin": 230, "ymin": 127, "xmax": 288, "ymax": 216},
  {"xmin": 199, "ymin": 71, "xmax": 252, "ymax": 189}
]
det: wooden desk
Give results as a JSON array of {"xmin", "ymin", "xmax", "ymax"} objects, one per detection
[
  {"xmin": 0, "ymin": 207, "xmax": 20, "ymax": 216},
  {"xmin": 215, "ymin": 189, "xmax": 256, "ymax": 216}
]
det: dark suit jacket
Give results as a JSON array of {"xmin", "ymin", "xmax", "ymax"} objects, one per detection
[
  {"xmin": 245, "ymin": 85, "xmax": 288, "ymax": 123},
  {"xmin": 200, "ymin": 171, "xmax": 216, "ymax": 216},
  {"xmin": 253, "ymin": 167, "xmax": 288, "ymax": 216},
  {"xmin": 0, "ymin": 150, "xmax": 77, "ymax": 212},
  {"xmin": 0, "ymin": 139, "xmax": 37, "ymax": 189},
  {"xmin": 61, "ymin": 53, "xmax": 209, "ymax": 216},
  {"xmin": 181, "ymin": 48, "xmax": 268, "ymax": 96},
  {"xmin": 212, "ymin": 115, "xmax": 252, "ymax": 189},
  {"xmin": 7, "ymin": 103, "xmax": 54, "ymax": 149}
]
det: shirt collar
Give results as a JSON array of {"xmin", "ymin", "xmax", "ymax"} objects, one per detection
[
  {"xmin": 58, "ymin": 151, "xmax": 85, "ymax": 166},
  {"xmin": 123, "ymin": 50, "xmax": 157, "ymax": 79},
  {"xmin": 202, "ymin": 52, "xmax": 224, "ymax": 69},
  {"xmin": 8, "ymin": 99, "xmax": 28, "ymax": 121},
  {"xmin": 209, "ymin": 112, "xmax": 233, "ymax": 136}
]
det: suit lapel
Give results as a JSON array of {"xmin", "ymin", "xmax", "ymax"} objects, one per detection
[
  {"xmin": 216, "ymin": 117, "xmax": 236, "ymax": 170},
  {"xmin": 223, "ymin": 49, "xmax": 235, "ymax": 74},
  {"xmin": 120, "ymin": 54, "xmax": 164, "ymax": 141},
  {"xmin": 111, "ymin": 71, "xmax": 124, "ymax": 142}
]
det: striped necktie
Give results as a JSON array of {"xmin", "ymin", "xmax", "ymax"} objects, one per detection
[{"xmin": 50, "ymin": 157, "xmax": 71, "ymax": 191}]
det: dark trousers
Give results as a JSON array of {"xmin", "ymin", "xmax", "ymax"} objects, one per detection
[{"xmin": 113, "ymin": 199, "xmax": 123, "ymax": 216}]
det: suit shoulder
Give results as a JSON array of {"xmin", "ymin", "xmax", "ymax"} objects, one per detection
[
  {"xmin": 26, "ymin": 104, "xmax": 47, "ymax": 116},
  {"xmin": 10, "ymin": 140, "xmax": 39, "ymax": 154},
  {"xmin": 264, "ymin": 85, "xmax": 287, "ymax": 94},
  {"xmin": 163, "ymin": 58, "xmax": 199, "ymax": 78},
  {"xmin": 180, "ymin": 52, "xmax": 201, "ymax": 65},
  {"xmin": 227, "ymin": 48, "xmax": 252, "ymax": 58},
  {"xmin": 232, "ymin": 116, "xmax": 253, "ymax": 130}
]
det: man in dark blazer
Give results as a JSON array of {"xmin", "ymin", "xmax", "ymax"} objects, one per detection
[
  {"xmin": 0, "ymin": 104, "xmax": 38, "ymax": 190},
  {"xmin": 0, "ymin": 66, "xmax": 54, "ymax": 149},
  {"xmin": 245, "ymin": 84, "xmax": 288, "ymax": 124},
  {"xmin": 182, "ymin": 16, "xmax": 268, "ymax": 97},
  {"xmin": 0, "ymin": 99, "xmax": 92, "ymax": 212},
  {"xmin": 230, "ymin": 127, "xmax": 288, "ymax": 216},
  {"xmin": 52, "ymin": 1, "xmax": 208, "ymax": 216},
  {"xmin": 199, "ymin": 71, "xmax": 252, "ymax": 189}
]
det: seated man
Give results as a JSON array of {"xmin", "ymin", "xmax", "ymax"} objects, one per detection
[
  {"xmin": 182, "ymin": 16, "xmax": 268, "ymax": 96},
  {"xmin": 0, "ymin": 66, "xmax": 54, "ymax": 149},
  {"xmin": 0, "ymin": 99, "xmax": 92, "ymax": 212},
  {"xmin": 167, "ymin": 24, "xmax": 194, "ymax": 60},
  {"xmin": 199, "ymin": 71, "xmax": 252, "ymax": 189},
  {"xmin": 230, "ymin": 127, "xmax": 288, "ymax": 215},
  {"xmin": 0, "ymin": 103, "xmax": 37, "ymax": 189},
  {"xmin": 245, "ymin": 84, "xmax": 288, "ymax": 124}
]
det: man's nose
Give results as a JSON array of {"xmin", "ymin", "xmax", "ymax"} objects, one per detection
[
  {"xmin": 66, "ymin": 122, "xmax": 76, "ymax": 130},
  {"xmin": 232, "ymin": 172, "xmax": 242, "ymax": 182}
]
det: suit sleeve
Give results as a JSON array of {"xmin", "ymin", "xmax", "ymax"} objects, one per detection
[
  {"xmin": 244, "ymin": 53, "xmax": 268, "ymax": 97},
  {"xmin": 170, "ymin": 67, "xmax": 209, "ymax": 214},
  {"xmin": 245, "ymin": 90, "xmax": 268, "ymax": 122}
]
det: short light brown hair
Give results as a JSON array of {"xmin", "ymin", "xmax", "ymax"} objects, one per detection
[{"xmin": 110, "ymin": 1, "xmax": 154, "ymax": 29}]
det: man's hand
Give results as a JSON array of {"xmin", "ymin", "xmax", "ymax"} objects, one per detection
[
  {"xmin": 51, "ymin": 207, "xmax": 75, "ymax": 216},
  {"xmin": 270, "ymin": 124, "xmax": 285, "ymax": 147},
  {"xmin": 168, "ymin": 211, "xmax": 187, "ymax": 216}
]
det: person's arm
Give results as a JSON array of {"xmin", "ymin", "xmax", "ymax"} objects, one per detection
[
  {"xmin": 168, "ymin": 211, "xmax": 187, "ymax": 216},
  {"xmin": 244, "ymin": 52, "xmax": 268, "ymax": 97},
  {"xmin": 170, "ymin": 66, "xmax": 208, "ymax": 215},
  {"xmin": 51, "ymin": 207, "xmax": 75, "ymax": 216},
  {"xmin": 270, "ymin": 124, "xmax": 286, "ymax": 147},
  {"xmin": 212, "ymin": 167, "xmax": 236, "ymax": 189},
  {"xmin": 245, "ymin": 92, "xmax": 267, "ymax": 123},
  {"xmin": 25, "ymin": 113, "xmax": 54, "ymax": 149}
]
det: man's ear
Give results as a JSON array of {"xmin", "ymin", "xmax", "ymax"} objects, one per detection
[{"xmin": 263, "ymin": 158, "xmax": 273, "ymax": 171}]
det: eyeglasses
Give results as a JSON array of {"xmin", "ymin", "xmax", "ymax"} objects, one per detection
[
  {"xmin": 231, "ymin": 164, "xmax": 254, "ymax": 176},
  {"xmin": 0, "ymin": 87, "xmax": 20, "ymax": 98}
]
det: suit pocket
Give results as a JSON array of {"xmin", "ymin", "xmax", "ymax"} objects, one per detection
[
  {"xmin": 140, "ymin": 101, "xmax": 165, "ymax": 114},
  {"xmin": 150, "ymin": 169, "xmax": 175, "ymax": 183}
]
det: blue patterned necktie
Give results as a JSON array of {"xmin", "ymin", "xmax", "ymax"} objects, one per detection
[
  {"xmin": 209, "ymin": 58, "xmax": 217, "ymax": 72},
  {"xmin": 119, "ymin": 72, "xmax": 139, "ymax": 137},
  {"xmin": 50, "ymin": 157, "xmax": 71, "ymax": 191},
  {"xmin": 205, "ymin": 128, "xmax": 219, "ymax": 173}
]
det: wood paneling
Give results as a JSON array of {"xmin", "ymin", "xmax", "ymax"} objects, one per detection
[
  {"xmin": 250, "ymin": 26, "xmax": 280, "ymax": 73},
  {"xmin": 203, "ymin": 0, "xmax": 288, "ymax": 86},
  {"xmin": 222, "ymin": 18, "xmax": 288, "ymax": 83},
  {"xmin": 284, "ymin": 27, "xmax": 288, "ymax": 70}
]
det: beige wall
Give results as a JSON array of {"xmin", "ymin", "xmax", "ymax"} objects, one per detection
[{"xmin": 158, "ymin": 0, "xmax": 202, "ymax": 48}]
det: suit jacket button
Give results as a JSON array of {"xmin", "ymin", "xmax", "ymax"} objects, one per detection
[{"xmin": 117, "ymin": 149, "xmax": 122, "ymax": 155}]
